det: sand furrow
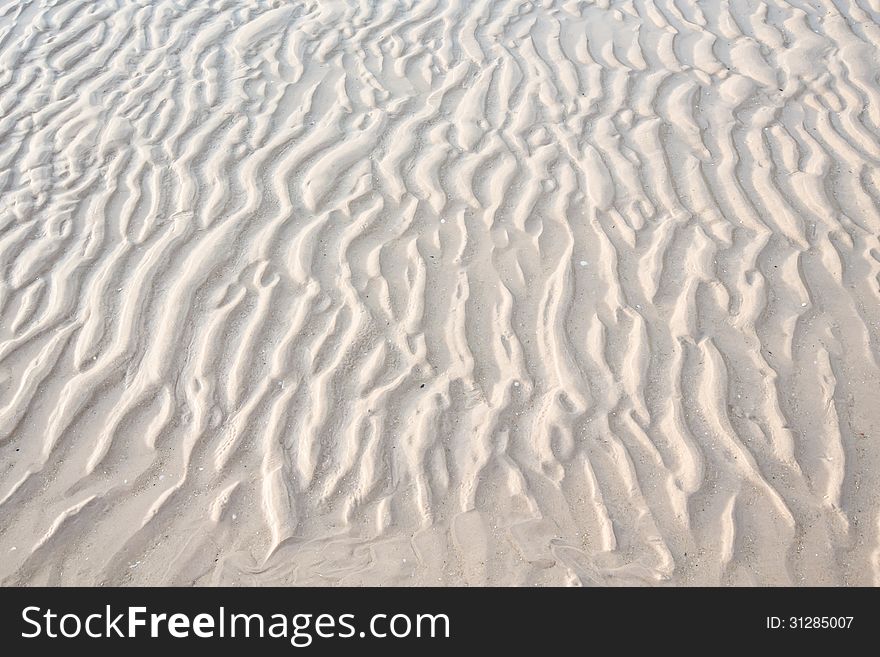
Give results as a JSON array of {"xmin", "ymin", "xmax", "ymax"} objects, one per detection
[{"xmin": 0, "ymin": 0, "xmax": 878, "ymax": 586}]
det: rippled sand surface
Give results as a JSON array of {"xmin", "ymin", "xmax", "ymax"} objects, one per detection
[{"xmin": 1, "ymin": 0, "xmax": 879, "ymax": 585}]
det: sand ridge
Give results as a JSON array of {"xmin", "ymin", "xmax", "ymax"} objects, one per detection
[{"xmin": 0, "ymin": 0, "xmax": 879, "ymax": 585}]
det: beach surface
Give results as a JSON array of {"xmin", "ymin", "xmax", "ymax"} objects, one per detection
[{"xmin": 1, "ymin": 0, "xmax": 880, "ymax": 585}]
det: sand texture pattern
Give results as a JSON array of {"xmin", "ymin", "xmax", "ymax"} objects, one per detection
[{"xmin": 1, "ymin": 0, "xmax": 880, "ymax": 586}]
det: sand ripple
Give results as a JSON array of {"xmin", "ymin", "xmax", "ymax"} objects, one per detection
[{"xmin": 1, "ymin": 0, "xmax": 879, "ymax": 585}]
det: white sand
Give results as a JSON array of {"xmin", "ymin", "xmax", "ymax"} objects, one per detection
[{"xmin": 1, "ymin": 0, "xmax": 879, "ymax": 586}]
